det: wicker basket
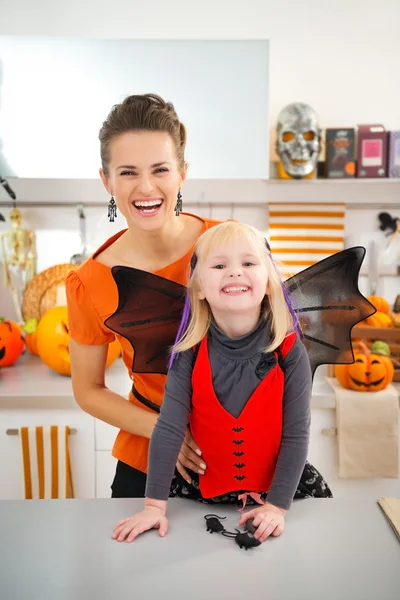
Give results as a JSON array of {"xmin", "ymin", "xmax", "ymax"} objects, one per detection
[{"xmin": 22, "ymin": 264, "xmax": 76, "ymax": 321}]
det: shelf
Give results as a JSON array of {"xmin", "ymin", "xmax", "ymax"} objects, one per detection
[
  {"xmin": 264, "ymin": 178, "xmax": 400, "ymax": 185},
  {"xmin": 351, "ymin": 326, "xmax": 400, "ymax": 342},
  {"xmin": 0, "ymin": 177, "xmax": 399, "ymax": 209}
]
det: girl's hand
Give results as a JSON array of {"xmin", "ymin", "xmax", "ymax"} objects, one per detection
[
  {"xmin": 238, "ymin": 502, "xmax": 286, "ymax": 542},
  {"xmin": 176, "ymin": 427, "xmax": 207, "ymax": 484},
  {"xmin": 112, "ymin": 506, "xmax": 168, "ymax": 543}
]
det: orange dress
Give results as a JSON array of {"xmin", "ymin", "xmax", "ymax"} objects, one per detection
[{"xmin": 65, "ymin": 213, "xmax": 221, "ymax": 473}]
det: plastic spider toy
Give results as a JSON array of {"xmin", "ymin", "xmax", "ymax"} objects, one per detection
[{"xmin": 204, "ymin": 514, "xmax": 261, "ymax": 550}]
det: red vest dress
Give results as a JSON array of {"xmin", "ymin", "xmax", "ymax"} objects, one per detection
[{"xmin": 189, "ymin": 332, "xmax": 296, "ymax": 499}]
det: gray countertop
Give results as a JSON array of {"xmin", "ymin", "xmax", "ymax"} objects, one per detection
[{"xmin": 0, "ymin": 498, "xmax": 399, "ymax": 600}]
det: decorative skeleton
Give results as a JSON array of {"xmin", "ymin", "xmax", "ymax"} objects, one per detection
[
  {"xmin": 0, "ymin": 208, "xmax": 37, "ymax": 322},
  {"xmin": 276, "ymin": 103, "xmax": 321, "ymax": 179}
]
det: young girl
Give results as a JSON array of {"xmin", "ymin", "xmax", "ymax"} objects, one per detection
[{"xmin": 112, "ymin": 221, "xmax": 324, "ymax": 543}]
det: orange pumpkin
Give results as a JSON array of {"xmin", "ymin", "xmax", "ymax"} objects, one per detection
[
  {"xmin": 367, "ymin": 295, "xmax": 390, "ymax": 314},
  {"xmin": 364, "ymin": 311, "xmax": 393, "ymax": 327},
  {"xmin": 0, "ymin": 317, "xmax": 25, "ymax": 367},
  {"xmin": 335, "ymin": 350, "xmax": 394, "ymax": 392},
  {"xmin": 36, "ymin": 306, "xmax": 120, "ymax": 376},
  {"xmin": 24, "ymin": 332, "xmax": 39, "ymax": 355}
]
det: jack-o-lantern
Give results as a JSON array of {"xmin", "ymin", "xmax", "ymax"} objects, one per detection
[
  {"xmin": 0, "ymin": 317, "xmax": 25, "ymax": 367},
  {"xmin": 36, "ymin": 306, "xmax": 121, "ymax": 376},
  {"xmin": 335, "ymin": 344, "xmax": 394, "ymax": 392}
]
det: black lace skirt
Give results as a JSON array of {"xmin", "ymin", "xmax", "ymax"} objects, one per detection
[
  {"xmin": 169, "ymin": 460, "xmax": 333, "ymax": 505},
  {"xmin": 111, "ymin": 459, "xmax": 333, "ymax": 502}
]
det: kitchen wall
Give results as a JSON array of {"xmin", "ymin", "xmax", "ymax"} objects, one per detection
[{"xmin": 1, "ymin": 0, "xmax": 398, "ymax": 130}]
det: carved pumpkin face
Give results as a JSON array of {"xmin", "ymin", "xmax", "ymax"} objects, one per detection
[
  {"xmin": 335, "ymin": 351, "xmax": 394, "ymax": 392},
  {"xmin": 0, "ymin": 318, "xmax": 24, "ymax": 367},
  {"xmin": 36, "ymin": 306, "xmax": 120, "ymax": 376}
]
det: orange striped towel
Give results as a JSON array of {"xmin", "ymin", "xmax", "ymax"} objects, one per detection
[
  {"xmin": 20, "ymin": 426, "xmax": 74, "ymax": 499},
  {"xmin": 268, "ymin": 202, "xmax": 345, "ymax": 276}
]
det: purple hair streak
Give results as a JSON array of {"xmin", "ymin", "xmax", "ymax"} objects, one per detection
[
  {"xmin": 168, "ymin": 254, "xmax": 197, "ymax": 368},
  {"xmin": 265, "ymin": 238, "xmax": 302, "ymax": 338}
]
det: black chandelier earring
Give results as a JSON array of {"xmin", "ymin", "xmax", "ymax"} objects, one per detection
[
  {"xmin": 108, "ymin": 197, "xmax": 117, "ymax": 222},
  {"xmin": 175, "ymin": 189, "xmax": 183, "ymax": 216}
]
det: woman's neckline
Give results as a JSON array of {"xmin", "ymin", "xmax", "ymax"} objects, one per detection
[{"xmin": 90, "ymin": 212, "xmax": 207, "ymax": 275}]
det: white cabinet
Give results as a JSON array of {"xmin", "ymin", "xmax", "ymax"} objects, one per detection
[
  {"xmin": 0, "ymin": 355, "xmax": 129, "ymax": 500},
  {"xmin": 0, "ymin": 407, "xmax": 95, "ymax": 499},
  {"xmin": 95, "ymin": 419, "xmax": 118, "ymax": 451}
]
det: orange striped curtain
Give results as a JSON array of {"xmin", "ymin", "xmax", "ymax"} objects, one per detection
[
  {"xmin": 268, "ymin": 203, "xmax": 345, "ymax": 276},
  {"xmin": 20, "ymin": 426, "xmax": 74, "ymax": 499}
]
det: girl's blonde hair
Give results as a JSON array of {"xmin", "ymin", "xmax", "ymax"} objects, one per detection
[{"xmin": 173, "ymin": 221, "xmax": 296, "ymax": 355}]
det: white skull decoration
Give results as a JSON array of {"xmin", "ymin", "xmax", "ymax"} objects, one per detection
[{"xmin": 276, "ymin": 103, "xmax": 321, "ymax": 179}]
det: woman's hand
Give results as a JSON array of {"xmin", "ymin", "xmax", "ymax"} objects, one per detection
[
  {"xmin": 238, "ymin": 502, "xmax": 286, "ymax": 542},
  {"xmin": 112, "ymin": 505, "xmax": 168, "ymax": 543},
  {"xmin": 176, "ymin": 427, "xmax": 206, "ymax": 484}
]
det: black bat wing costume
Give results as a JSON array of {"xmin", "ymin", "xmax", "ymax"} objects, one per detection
[
  {"xmin": 285, "ymin": 246, "xmax": 375, "ymax": 377},
  {"xmin": 105, "ymin": 247, "xmax": 376, "ymax": 378}
]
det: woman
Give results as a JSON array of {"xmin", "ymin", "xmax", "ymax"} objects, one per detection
[{"xmin": 66, "ymin": 93, "xmax": 220, "ymax": 497}]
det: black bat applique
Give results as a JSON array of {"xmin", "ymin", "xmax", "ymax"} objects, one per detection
[
  {"xmin": 234, "ymin": 475, "xmax": 246, "ymax": 481},
  {"xmin": 233, "ymin": 463, "xmax": 246, "ymax": 469},
  {"xmin": 232, "ymin": 427, "xmax": 244, "ymax": 433},
  {"xmin": 233, "ymin": 451, "xmax": 245, "ymax": 457},
  {"xmin": 105, "ymin": 247, "xmax": 375, "ymax": 378},
  {"xmin": 232, "ymin": 440, "xmax": 244, "ymax": 446}
]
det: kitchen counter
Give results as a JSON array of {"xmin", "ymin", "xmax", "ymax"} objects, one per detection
[
  {"xmin": 0, "ymin": 498, "xmax": 398, "ymax": 600},
  {"xmin": 0, "ymin": 353, "xmax": 132, "ymax": 408},
  {"xmin": 0, "ymin": 354, "xmax": 339, "ymax": 408}
]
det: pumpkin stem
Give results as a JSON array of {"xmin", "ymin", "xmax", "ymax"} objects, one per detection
[
  {"xmin": 371, "ymin": 340, "xmax": 391, "ymax": 357},
  {"xmin": 354, "ymin": 340, "xmax": 370, "ymax": 355},
  {"xmin": 0, "ymin": 316, "xmax": 4, "ymax": 323}
]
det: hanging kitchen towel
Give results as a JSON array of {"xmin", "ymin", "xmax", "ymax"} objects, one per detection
[
  {"xmin": 268, "ymin": 202, "xmax": 345, "ymax": 276},
  {"xmin": 20, "ymin": 426, "xmax": 74, "ymax": 499},
  {"xmin": 327, "ymin": 378, "xmax": 399, "ymax": 478},
  {"xmin": 377, "ymin": 497, "xmax": 400, "ymax": 541}
]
